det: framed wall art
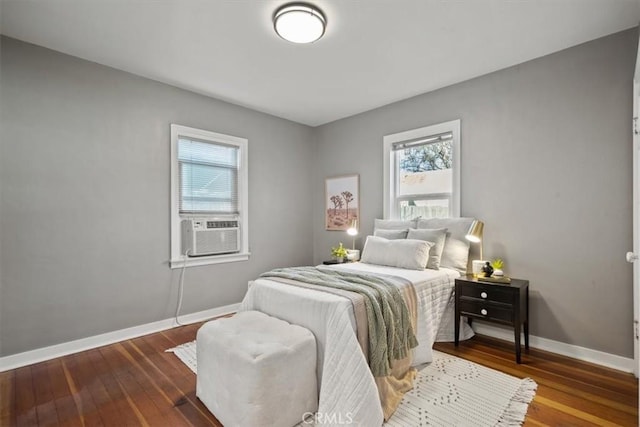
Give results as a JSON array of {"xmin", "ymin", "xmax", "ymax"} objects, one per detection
[{"xmin": 325, "ymin": 174, "xmax": 359, "ymax": 231}]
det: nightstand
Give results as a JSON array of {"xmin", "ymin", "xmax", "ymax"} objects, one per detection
[{"xmin": 454, "ymin": 276, "xmax": 529, "ymax": 363}]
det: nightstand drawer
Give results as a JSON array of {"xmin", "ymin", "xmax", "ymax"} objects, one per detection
[
  {"xmin": 458, "ymin": 282, "xmax": 514, "ymax": 305},
  {"xmin": 459, "ymin": 298, "xmax": 513, "ymax": 322}
]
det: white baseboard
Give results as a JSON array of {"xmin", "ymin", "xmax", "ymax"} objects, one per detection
[
  {"xmin": 472, "ymin": 323, "xmax": 636, "ymax": 373},
  {"xmin": 0, "ymin": 303, "xmax": 240, "ymax": 372},
  {"xmin": 4, "ymin": 305, "xmax": 633, "ymax": 374}
]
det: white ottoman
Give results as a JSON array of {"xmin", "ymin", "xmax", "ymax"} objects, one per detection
[{"xmin": 196, "ymin": 311, "xmax": 318, "ymax": 427}]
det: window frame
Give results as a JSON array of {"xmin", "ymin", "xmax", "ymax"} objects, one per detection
[
  {"xmin": 170, "ymin": 124, "xmax": 249, "ymax": 268},
  {"xmin": 383, "ymin": 119, "xmax": 461, "ymax": 220}
]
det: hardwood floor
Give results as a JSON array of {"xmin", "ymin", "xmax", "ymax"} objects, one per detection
[
  {"xmin": 1, "ymin": 321, "xmax": 637, "ymax": 426},
  {"xmin": 434, "ymin": 338, "xmax": 638, "ymax": 426},
  {"xmin": 0, "ymin": 322, "xmax": 222, "ymax": 427}
]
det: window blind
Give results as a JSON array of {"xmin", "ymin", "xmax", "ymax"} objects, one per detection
[
  {"xmin": 178, "ymin": 138, "xmax": 239, "ymax": 215},
  {"xmin": 391, "ymin": 131, "xmax": 453, "ymax": 151}
]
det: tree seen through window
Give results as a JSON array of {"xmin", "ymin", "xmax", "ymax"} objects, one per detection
[{"xmin": 399, "ymin": 140, "xmax": 452, "ymax": 172}]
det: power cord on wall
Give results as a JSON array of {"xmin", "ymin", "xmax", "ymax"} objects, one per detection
[{"xmin": 175, "ymin": 249, "xmax": 191, "ymax": 326}]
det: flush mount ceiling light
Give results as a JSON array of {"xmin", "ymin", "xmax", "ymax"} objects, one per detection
[{"xmin": 273, "ymin": 3, "xmax": 326, "ymax": 44}]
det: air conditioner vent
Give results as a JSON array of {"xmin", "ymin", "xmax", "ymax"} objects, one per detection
[{"xmin": 182, "ymin": 218, "xmax": 240, "ymax": 256}]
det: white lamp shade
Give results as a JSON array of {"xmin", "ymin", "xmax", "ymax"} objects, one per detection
[
  {"xmin": 346, "ymin": 219, "xmax": 358, "ymax": 236},
  {"xmin": 274, "ymin": 4, "xmax": 326, "ymax": 44}
]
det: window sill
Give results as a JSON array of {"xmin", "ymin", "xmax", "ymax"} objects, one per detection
[{"xmin": 169, "ymin": 252, "xmax": 250, "ymax": 269}]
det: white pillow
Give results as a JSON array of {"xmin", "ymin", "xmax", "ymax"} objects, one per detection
[
  {"xmin": 406, "ymin": 228, "xmax": 448, "ymax": 270},
  {"xmin": 374, "ymin": 228, "xmax": 408, "ymax": 240},
  {"xmin": 360, "ymin": 235, "xmax": 433, "ymax": 271},
  {"xmin": 374, "ymin": 218, "xmax": 417, "ymax": 230},
  {"xmin": 417, "ymin": 218, "xmax": 475, "ymax": 274}
]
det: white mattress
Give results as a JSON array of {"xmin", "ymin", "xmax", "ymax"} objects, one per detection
[{"xmin": 239, "ymin": 262, "xmax": 474, "ymax": 426}]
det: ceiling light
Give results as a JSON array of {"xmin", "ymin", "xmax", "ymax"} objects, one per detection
[{"xmin": 273, "ymin": 3, "xmax": 326, "ymax": 44}]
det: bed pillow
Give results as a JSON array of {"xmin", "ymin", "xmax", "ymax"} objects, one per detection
[
  {"xmin": 374, "ymin": 218, "xmax": 417, "ymax": 230},
  {"xmin": 417, "ymin": 218, "xmax": 475, "ymax": 274},
  {"xmin": 360, "ymin": 235, "xmax": 433, "ymax": 271},
  {"xmin": 374, "ymin": 228, "xmax": 408, "ymax": 240},
  {"xmin": 406, "ymin": 228, "xmax": 448, "ymax": 270}
]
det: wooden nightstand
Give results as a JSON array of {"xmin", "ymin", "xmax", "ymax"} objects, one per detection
[{"xmin": 454, "ymin": 276, "xmax": 529, "ymax": 363}]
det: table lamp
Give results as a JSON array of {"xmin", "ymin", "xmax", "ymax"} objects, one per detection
[
  {"xmin": 346, "ymin": 219, "xmax": 359, "ymax": 261},
  {"xmin": 465, "ymin": 220, "xmax": 484, "ymax": 277}
]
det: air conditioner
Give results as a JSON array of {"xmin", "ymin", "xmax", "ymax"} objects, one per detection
[{"xmin": 181, "ymin": 218, "xmax": 241, "ymax": 256}]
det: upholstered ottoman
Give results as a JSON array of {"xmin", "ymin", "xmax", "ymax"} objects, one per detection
[{"xmin": 196, "ymin": 311, "xmax": 318, "ymax": 427}]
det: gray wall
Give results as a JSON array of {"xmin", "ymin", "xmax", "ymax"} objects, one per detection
[
  {"xmin": 313, "ymin": 29, "xmax": 638, "ymax": 358},
  {"xmin": 1, "ymin": 28, "xmax": 637, "ymax": 360},
  {"xmin": 0, "ymin": 37, "xmax": 315, "ymax": 356}
]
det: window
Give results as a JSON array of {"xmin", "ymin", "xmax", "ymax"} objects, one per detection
[
  {"xmin": 179, "ymin": 140, "xmax": 238, "ymax": 214},
  {"xmin": 383, "ymin": 120, "xmax": 460, "ymax": 220},
  {"xmin": 170, "ymin": 124, "xmax": 249, "ymax": 268}
]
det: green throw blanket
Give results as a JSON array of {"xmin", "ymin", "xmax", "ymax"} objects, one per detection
[{"xmin": 259, "ymin": 266, "xmax": 418, "ymax": 377}]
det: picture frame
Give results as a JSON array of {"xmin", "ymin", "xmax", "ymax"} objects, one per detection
[{"xmin": 325, "ymin": 174, "xmax": 359, "ymax": 231}]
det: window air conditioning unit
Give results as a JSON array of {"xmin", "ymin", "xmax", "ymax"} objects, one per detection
[{"xmin": 181, "ymin": 218, "xmax": 240, "ymax": 256}]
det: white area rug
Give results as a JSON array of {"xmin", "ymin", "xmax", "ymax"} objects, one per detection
[
  {"xmin": 166, "ymin": 341, "xmax": 198, "ymax": 373},
  {"xmin": 168, "ymin": 341, "xmax": 536, "ymax": 426}
]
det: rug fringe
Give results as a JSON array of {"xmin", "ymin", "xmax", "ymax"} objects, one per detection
[
  {"xmin": 496, "ymin": 378, "xmax": 538, "ymax": 426},
  {"xmin": 165, "ymin": 340, "xmax": 195, "ymax": 353},
  {"xmin": 166, "ymin": 340, "xmax": 198, "ymax": 374}
]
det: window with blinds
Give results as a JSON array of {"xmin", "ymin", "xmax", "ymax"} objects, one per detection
[
  {"xmin": 178, "ymin": 138, "xmax": 239, "ymax": 214},
  {"xmin": 383, "ymin": 120, "xmax": 460, "ymax": 220},
  {"xmin": 170, "ymin": 124, "xmax": 249, "ymax": 267}
]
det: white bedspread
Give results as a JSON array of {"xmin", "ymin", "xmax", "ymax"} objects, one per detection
[{"xmin": 239, "ymin": 263, "xmax": 474, "ymax": 426}]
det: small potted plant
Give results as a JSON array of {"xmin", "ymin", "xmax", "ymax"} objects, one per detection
[
  {"xmin": 331, "ymin": 242, "xmax": 348, "ymax": 263},
  {"xmin": 491, "ymin": 258, "xmax": 505, "ymax": 277}
]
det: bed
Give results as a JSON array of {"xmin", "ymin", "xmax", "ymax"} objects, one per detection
[{"xmin": 239, "ymin": 217, "xmax": 478, "ymax": 426}]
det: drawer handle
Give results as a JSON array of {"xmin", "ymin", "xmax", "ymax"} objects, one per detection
[
  {"xmin": 481, "ymin": 309, "xmax": 488, "ymax": 316},
  {"xmin": 480, "ymin": 292, "xmax": 488, "ymax": 299}
]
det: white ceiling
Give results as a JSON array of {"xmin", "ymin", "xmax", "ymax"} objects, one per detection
[{"xmin": 2, "ymin": 0, "xmax": 639, "ymax": 127}]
